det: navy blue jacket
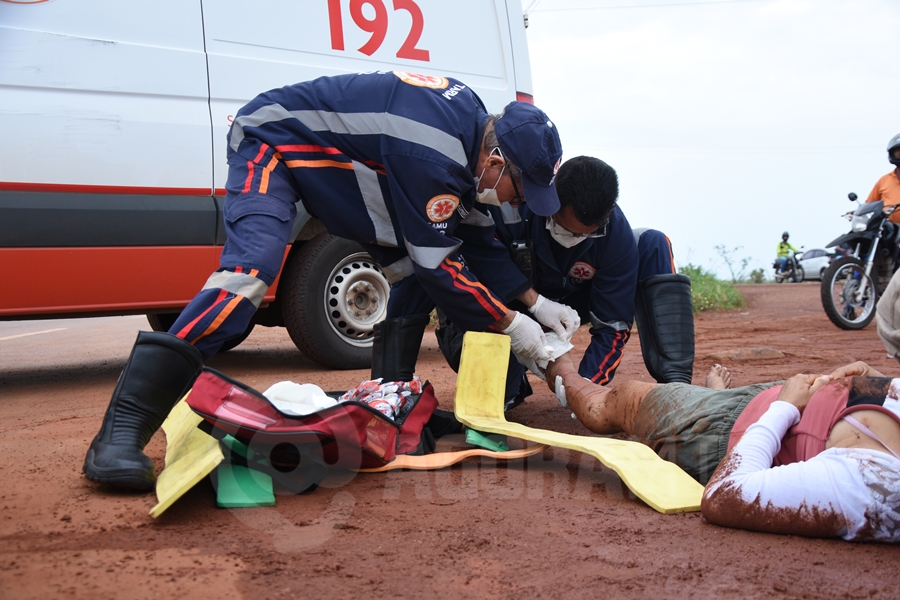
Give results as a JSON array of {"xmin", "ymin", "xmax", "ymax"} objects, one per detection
[
  {"xmin": 459, "ymin": 203, "xmax": 639, "ymax": 384},
  {"xmin": 227, "ymin": 71, "xmax": 509, "ymax": 331}
]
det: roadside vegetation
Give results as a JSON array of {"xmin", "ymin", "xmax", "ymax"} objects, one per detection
[
  {"xmin": 679, "ymin": 263, "xmax": 746, "ymax": 314},
  {"xmin": 748, "ymin": 268, "xmax": 767, "ymax": 283},
  {"xmin": 715, "ymin": 244, "xmax": 769, "ymax": 284}
]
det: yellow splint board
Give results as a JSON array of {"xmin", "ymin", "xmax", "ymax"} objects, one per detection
[
  {"xmin": 453, "ymin": 332, "xmax": 704, "ymax": 514},
  {"xmin": 149, "ymin": 395, "xmax": 224, "ymax": 518}
]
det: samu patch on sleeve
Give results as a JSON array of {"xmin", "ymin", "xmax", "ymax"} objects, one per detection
[
  {"xmin": 393, "ymin": 71, "xmax": 449, "ymax": 89},
  {"xmin": 426, "ymin": 194, "xmax": 459, "ymax": 222}
]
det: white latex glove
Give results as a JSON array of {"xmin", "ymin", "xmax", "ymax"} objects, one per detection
[
  {"xmin": 515, "ymin": 354, "xmax": 547, "ymax": 382},
  {"xmin": 514, "ymin": 330, "xmax": 576, "ymax": 382},
  {"xmin": 528, "ymin": 295, "xmax": 580, "ymax": 341},
  {"xmin": 541, "ymin": 332, "xmax": 575, "ymax": 368},
  {"xmin": 502, "ymin": 312, "xmax": 552, "ymax": 363}
]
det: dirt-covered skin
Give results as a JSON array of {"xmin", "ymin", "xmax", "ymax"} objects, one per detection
[{"xmin": 3, "ymin": 283, "xmax": 900, "ymax": 599}]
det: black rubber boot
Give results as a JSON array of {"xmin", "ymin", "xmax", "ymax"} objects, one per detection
[
  {"xmin": 373, "ymin": 314, "xmax": 463, "ymax": 438},
  {"xmin": 634, "ymin": 274, "xmax": 695, "ymax": 384},
  {"xmin": 434, "ymin": 310, "xmax": 464, "ymax": 373},
  {"xmin": 434, "ymin": 311, "xmax": 531, "ymax": 411},
  {"xmin": 503, "ymin": 359, "xmax": 532, "ymax": 412},
  {"xmin": 83, "ymin": 331, "xmax": 203, "ymax": 491},
  {"xmin": 370, "ymin": 314, "xmax": 430, "ymax": 382}
]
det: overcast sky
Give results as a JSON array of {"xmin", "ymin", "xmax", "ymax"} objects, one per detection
[{"xmin": 523, "ymin": 0, "xmax": 899, "ymax": 280}]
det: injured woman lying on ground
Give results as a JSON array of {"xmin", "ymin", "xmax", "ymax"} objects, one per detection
[
  {"xmin": 545, "ymin": 357, "xmax": 900, "ymax": 542},
  {"xmin": 542, "ymin": 270, "xmax": 900, "ymax": 543}
]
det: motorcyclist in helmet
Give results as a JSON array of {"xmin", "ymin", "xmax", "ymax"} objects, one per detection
[
  {"xmin": 776, "ymin": 231, "xmax": 798, "ymax": 273},
  {"xmin": 866, "ymin": 133, "xmax": 900, "ymax": 223}
]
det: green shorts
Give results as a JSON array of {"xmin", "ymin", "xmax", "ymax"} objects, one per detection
[{"xmin": 631, "ymin": 381, "xmax": 781, "ymax": 484}]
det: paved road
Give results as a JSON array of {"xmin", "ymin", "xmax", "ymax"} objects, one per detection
[{"xmin": 1, "ymin": 315, "xmax": 149, "ymax": 374}]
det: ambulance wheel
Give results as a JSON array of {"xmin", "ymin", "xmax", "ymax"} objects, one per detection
[
  {"xmin": 145, "ymin": 313, "xmax": 254, "ymax": 352},
  {"xmin": 280, "ymin": 233, "xmax": 389, "ymax": 369}
]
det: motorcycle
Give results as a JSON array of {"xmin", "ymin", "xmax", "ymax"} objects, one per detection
[
  {"xmin": 773, "ymin": 250, "xmax": 804, "ymax": 284},
  {"xmin": 820, "ymin": 193, "xmax": 900, "ymax": 330}
]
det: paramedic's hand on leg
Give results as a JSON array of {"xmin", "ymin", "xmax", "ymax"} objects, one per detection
[
  {"xmin": 530, "ymin": 295, "xmax": 580, "ymax": 341},
  {"xmin": 501, "ymin": 312, "xmax": 552, "ymax": 363}
]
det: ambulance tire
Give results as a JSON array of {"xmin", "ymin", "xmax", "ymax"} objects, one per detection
[
  {"xmin": 280, "ymin": 233, "xmax": 390, "ymax": 370},
  {"xmin": 145, "ymin": 313, "xmax": 254, "ymax": 353}
]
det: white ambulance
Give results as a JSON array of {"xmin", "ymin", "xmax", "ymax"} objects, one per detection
[{"xmin": 0, "ymin": 0, "xmax": 535, "ymax": 368}]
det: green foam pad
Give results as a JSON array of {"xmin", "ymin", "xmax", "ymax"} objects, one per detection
[
  {"xmin": 215, "ymin": 434, "xmax": 275, "ymax": 508},
  {"xmin": 465, "ymin": 427, "xmax": 509, "ymax": 452},
  {"xmin": 215, "ymin": 462, "xmax": 275, "ymax": 508}
]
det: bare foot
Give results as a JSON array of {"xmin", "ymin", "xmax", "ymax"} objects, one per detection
[{"xmin": 706, "ymin": 364, "xmax": 732, "ymax": 390}]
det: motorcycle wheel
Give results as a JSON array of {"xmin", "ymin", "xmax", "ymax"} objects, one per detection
[
  {"xmin": 820, "ymin": 256, "xmax": 877, "ymax": 330},
  {"xmin": 791, "ymin": 265, "xmax": 804, "ymax": 283}
]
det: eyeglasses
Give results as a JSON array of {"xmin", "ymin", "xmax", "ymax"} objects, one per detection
[
  {"xmin": 492, "ymin": 147, "xmax": 525, "ymax": 207},
  {"xmin": 508, "ymin": 171, "xmax": 524, "ymax": 207},
  {"xmin": 548, "ymin": 214, "xmax": 608, "ymax": 239}
]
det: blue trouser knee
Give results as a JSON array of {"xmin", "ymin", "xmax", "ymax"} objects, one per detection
[
  {"xmin": 636, "ymin": 229, "xmax": 676, "ymax": 281},
  {"xmin": 170, "ymin": 160, "xmax": 296, "ymax": 360}
]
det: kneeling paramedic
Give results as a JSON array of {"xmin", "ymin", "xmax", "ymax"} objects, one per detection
[
  {"xmin": 436, "ymin": 156, "xmax": 695, "ymax": 409},
  {"xmin": 82, "ymin": 71, "xmax": 580, "ymax": 491}
]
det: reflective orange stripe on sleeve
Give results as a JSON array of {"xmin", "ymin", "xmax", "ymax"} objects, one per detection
[
  {"xmin": 275, "ymin": 144, "xmax": 344, "ymax": 154},
  {"xmin": 440, "ymin": 258, "xmax": 507, "ymax": 321},
  {"xmin": 284, "ymin": 159, "xmax": 355, "ymax": 170}
]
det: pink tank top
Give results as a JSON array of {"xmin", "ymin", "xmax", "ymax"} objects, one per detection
[{"xmin": 727, "ymin": 378, "xmax": 900, "ymax": 465}]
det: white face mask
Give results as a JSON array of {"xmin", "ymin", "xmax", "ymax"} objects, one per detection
[
  {"xmin": 546, "ymin": 218, "xmax": 589, "ymax": 248},
  {"xmin": 474, "ymin": 151, "xmax": 506, "ymax": 206},
  {"xmin": 476, "ymin": 186, "xmax": 503, "ymax": 206}
]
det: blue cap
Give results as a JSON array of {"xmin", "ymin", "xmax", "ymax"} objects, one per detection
[{"xmin": 494, "ymin": 102, "xmax": 563, "ymax": 216}]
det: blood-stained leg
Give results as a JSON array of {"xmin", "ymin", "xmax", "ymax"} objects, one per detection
[{"xmin": 545, "ymin": 353, "xmax": 657, "ymax": 435}]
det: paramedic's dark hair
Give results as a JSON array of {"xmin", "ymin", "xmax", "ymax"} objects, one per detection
[{"xmin": 555, "ymin": 156, "xmax": 618, "ymax": 227}]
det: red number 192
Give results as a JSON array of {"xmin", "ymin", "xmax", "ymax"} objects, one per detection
[{"xmin": 327, "ymin": 0, "xmax": 430, "ymax": 62}]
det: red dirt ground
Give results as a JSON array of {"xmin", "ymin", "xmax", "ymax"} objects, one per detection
[{"xmin": 2, "ymin": 282, "xmax": 899, "ymax": 599}]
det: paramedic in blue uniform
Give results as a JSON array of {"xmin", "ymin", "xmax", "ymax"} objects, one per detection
[
  {"xmin": 83, "ymin": 71, "xmax": 579, "ymax": 491},
  {"xmin": 437, "ymin": 156, "xmax": 695, "ymax": 409}
]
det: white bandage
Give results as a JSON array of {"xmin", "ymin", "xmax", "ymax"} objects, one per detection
[{"xmin": 554, "ymin": 375, "xmax": 567, "ymax": 408}]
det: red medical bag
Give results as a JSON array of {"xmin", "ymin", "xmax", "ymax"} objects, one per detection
[{"xmin": 186, "ymin": 367, "xmax": 439, "ymax": 471}]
